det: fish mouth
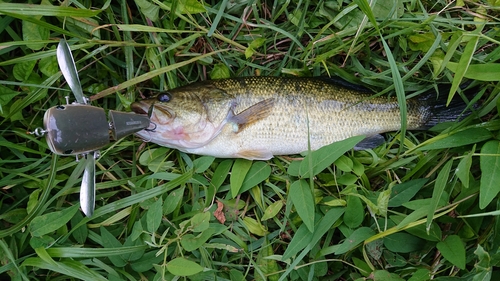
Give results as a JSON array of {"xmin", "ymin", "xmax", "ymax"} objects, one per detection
[
  {"xmin": 131, "ymin": 101, "xmax": 174, "ymax": 120},
  {"xmin": 131, "ymin": 102, "xmax": 148, "ymax": 115}
]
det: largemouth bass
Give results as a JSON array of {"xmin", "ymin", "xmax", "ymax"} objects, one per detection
[{"xmin": 131, "ymin": 77, "xmax": 469, "ymax": 160}]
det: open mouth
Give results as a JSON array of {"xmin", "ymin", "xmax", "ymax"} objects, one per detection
[{"xmin": 131, "ymin": 102, "xmax": 148, "ymax": 115}]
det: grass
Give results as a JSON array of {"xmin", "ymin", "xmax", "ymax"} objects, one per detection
[{"xmin": 1, "ymin": 0, "xmax": 500, "ymax": 280}]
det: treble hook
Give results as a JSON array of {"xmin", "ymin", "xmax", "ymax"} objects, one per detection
[
  {"xmin": 141, "ymin": 121, "xmax": 157, "ymax": 143},
  {"xmin": 145, "ymin": 121, "xmax": 157, "ymax": 132}
]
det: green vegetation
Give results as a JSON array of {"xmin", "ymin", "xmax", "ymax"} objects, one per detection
[{"xmin": 1, "ymin": 0, "xmax": 500, "ymax": 280}]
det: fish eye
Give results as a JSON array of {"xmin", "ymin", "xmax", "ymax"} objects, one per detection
[{"xmin": 157, "ymin": 92, "xmax": 172, "ymax": 103}]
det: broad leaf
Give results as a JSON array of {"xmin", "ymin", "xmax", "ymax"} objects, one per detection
[
  {"xmin": 480, "ymin": 140, "xmax": 500, "ymax": 209},
  {"xmin": 146, "ymin": 198, "xmax": 162, "ymax": 233},
  {"xmin": 192, "ymin": 156, "xmax": 215, "ymax": 173},
  {"xmin": 163, "ymin": 187, "xmax": 184, "ymax": 215},
  {"xmin": 176, "ymin": 0, "xmax": 207, "ymax": 14},
  {"xmin": 134, "ymin": 0, "xmax": 159, "ymax": 21},
  {"xmin": 290, "ymin": 180, "xmax": 315, "ymax": 232},
  {"xmin": 335, "ymin": 227, "xmax": 375, "ymax": 255},
  {"xmin": 334, "ymin": 155, "xmax": 353, "ymax": 172},
  {"xmin": 384, "ymin": 232, "xmax": 424, "ymax": 253},
  {"xmin": 180, "ymin": 228, "xmax": 216, "ymax": 251},
  {"xmin": 0, "ymin": 85, "xmax": 20, "ymax": 106},
  {"xmin": 30, "ymin": 204, "xmax": 79, "ymax": 237},
  {"xmin": 166, "ymin": 257, "xmax": 203, "ymax": 276},
  {"xmin": 256, "ymin": 238, "xmax": 280, "ymax": 281},
  {"xmin": 299, "ymin": 135, "xmax": 364, "ymax": 178},
  {"xmin": 190, "ymin": 212, "xmax": 210, "ymax": 233},
  {"xmin": 344, "ymin": 194, "xmax": 364, "ymax": 228},
  {"xmin": 281, "ymin": 222, "xmax": 313, "ymax": 260},
  {"xmin": 407, "ymin": 269, "xmax": 431, "ymax": 281},
  {"xmin": 240, "ymin": 161, "xmax": 271, "ymax": 194},
  {"xmin": 456, "ymin": 149, "xmax": 474, "ymax": 188},
  {"xmin": 437, "ymin": 235, "xmax": 466, "ymax": 269},
  {"xmin": 13, "ymin": 60, "xmax": 37, "ymax": 81},
  {"xmin": 100, "ymin": 227, "xmax": 126, "ymax": 267},
  {"xmin": 130, "ymin": 251, "xmax": 162, "ymax": 273},
  {"xmin": 242, "ymin": 217, "xmax": 268, "ymax": 236},
  {"xmin": 426, "ymin": 159, "xmax": 453, "ymax": 232},
  {"xmin": 70, "ymin": 212, "xmax": 88, "ymax": 244},
  {"xmin": 139, "ymin": 148, "xmax": 174, "ymax": 172},
  {"xmin": 230, "ymin": 158, "xmax": 252, "ymax": 198},
  {"xmin": 23, "ymin": 20, "xmax": 49, "ymax": 51},
  {"xmin": 261, "ymin": 200, "xmax": 284, "ymax": 221},
  {"xmin": 389, "ymin": 178, "xmax": 428, "ymax": 207},
  {"xmin": 211, "ymin": 160, "xmax": 233, "ymax": 191},
  {"xmin": 210, "ymin": 63, "xmax": 231, "ymax": 79},
  {"xmin": 282, "ymin": 207, "xmax": 345, "ymax": 261},
  {"xmin": 373, "ymin": 270, "xmax": 405, "ymax": 281}
]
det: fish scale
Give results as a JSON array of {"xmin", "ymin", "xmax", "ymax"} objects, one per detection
[
  {"xmin": 132, "ymin": 76, "xmax": 466, "ymax": 160},
  {"xmin": 203, "ymin": 77, "xmax": 406, "ymax": 154}
]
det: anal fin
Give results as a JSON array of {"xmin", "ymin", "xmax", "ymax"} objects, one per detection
[
  {"xmin": 354, "ymin": 134, "xmax": 385, "ymax": 150},
  {"xmin": 234, "ymin": 149, "xmax": 273, "ymax": 160}
]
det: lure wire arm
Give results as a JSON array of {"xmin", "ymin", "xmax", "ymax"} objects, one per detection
[{"xmin": 29, "ymin": 127, "xmax": 47, "ymax": 137}]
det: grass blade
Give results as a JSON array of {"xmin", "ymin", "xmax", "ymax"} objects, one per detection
[
  {"xmin": 447, "ymin": 28, "xmax": 483, "ymax": 105},
  {"xmin": 447, "ymin": 62, "xmax": 500, "ymax": 81},
  {"xmin": 479, "ymin": 140, "xmax": 500, "ymax": 209},
  {"xmin": 0, "ymin": 3, "xmax": 102, "ymax": 17},
  {"xmin": 0, "ymin": 154, "xmax": 58, "ymax": 238},
  {"xmin": 22, "ymin": 257, "xmax": 108, "ymax": 280},
  {"xmin": 426, "ymin": 159, "xmax": 453, "ymax": 232}
]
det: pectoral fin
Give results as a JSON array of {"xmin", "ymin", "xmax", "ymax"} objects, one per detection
[{"xmin": 229, "ymin": 98, "xmax": 275, "ymax": 133}]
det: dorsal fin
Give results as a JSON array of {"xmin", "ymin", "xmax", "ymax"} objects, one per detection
[{"xmin": 317, "ymin": 76, "xmax": 373, "ymax": 93}]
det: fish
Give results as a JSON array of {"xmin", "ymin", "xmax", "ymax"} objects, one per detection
[{"xmin": 131, "ymin": 76, "xmax": 472, "ymax": 160}]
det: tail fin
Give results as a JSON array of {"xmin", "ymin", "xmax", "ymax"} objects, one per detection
[{"xmin": 421, "ymin": 84, "xmax": 478, "ymax": 129}]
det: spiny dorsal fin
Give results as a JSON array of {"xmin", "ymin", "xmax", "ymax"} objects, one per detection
[
  {"xmin": 200, "ymin": 87, "xmax": 233, "ymax": 103},
  {"xmin": 318, "ymin": 77, "xmax": 373, "ymax": 93},
  {"xmin": 229, "ymin": 98, "xmax": 275, "ymax": 133}
]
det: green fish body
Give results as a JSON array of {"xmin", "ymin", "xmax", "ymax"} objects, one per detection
[{"xmin": 131, "ymin": 77, "xmax": 466, "ymax": 160}]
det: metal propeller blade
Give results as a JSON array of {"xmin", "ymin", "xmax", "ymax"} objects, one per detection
[
  {"xmin": 56, "ymin": 39, "xmax": 86, "ymax": 104},
  {"xmin": 80, "ymin": 151, "xmax": 97, "ymax": 217}
]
